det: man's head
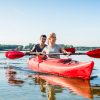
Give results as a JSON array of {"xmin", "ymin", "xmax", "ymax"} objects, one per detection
[{"xmin": 40, "ymin": 34, "xmax": 47, "ymax": 44}]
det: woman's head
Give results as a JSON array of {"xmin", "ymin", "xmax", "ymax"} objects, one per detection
[{"xmin": 47, "ymin": 32, "xmax": 56, "ymax": 45}]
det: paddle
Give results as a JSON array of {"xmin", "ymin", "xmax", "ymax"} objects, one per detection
[
  {"xmin": 5, "ymin": 48, "xmax": 100, "ymax": 59},
  {"xmin": 5, "ymin": 48, "xmax": 75, "ymax": 59},
  {"xmin": 72, "ymin": 49, "xmax": 100, "ymax": 58}
]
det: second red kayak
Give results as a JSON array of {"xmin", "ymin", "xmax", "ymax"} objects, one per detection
[{"xmin": 28, "ymin": 56, "xmax": 94, "ymax": 79}]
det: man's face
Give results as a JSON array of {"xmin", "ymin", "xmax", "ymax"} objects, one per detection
[{"xmin": 40, "ymin": 37, "xmax": 46, "ymax": 44}]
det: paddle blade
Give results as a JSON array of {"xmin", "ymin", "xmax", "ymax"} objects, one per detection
[
  {"xmin": 5, "ymin": 51, "xmax": 25, "ymax": 59},
  {"xmin": 65, "ymin": 48, "xmax": 75, "ymax": 53},
  {"xmin": 86, "ymin": 49, "xmax": 100, "ymax": 58}
]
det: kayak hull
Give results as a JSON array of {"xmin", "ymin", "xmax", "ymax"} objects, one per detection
[{"xmin": 28, "ymin": 57, "xmax": 94, "ymax": 79}]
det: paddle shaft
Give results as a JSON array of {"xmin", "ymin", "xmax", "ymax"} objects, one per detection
[
  {"xmin": 26, "ymin": 52, "xmax": 85, "ymax": 55},
  {"xmin": 72, "ymin": 53, "xmax": 85, "ymax": 55},
  {"xmin": 26, "ymin": 52, "xmax": 65, "ymax": 55}
]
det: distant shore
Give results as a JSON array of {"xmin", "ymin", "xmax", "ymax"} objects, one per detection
[{"xmin": 0, "ymin": 44, "xmax": 100, "ymax": 51}]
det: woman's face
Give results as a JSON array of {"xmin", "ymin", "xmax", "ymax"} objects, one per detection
[{"xmin": 49, "ymin": 34, "xmax": 56, "ymax": 44}]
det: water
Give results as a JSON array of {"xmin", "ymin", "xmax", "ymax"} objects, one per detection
[{"xmin": 0, "ymin": 51, "xmax": 100, "ymax": 100}]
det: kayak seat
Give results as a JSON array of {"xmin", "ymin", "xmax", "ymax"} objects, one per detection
[
  {"xmin": 68, "ymin": 60, "xmax": 79, "ymax": 65},
  {"xmin": 57, "ymin": 58, "xmax": 72, "ymax": 64},
  {"xmin": 57, "ymin": 58, "xmax": 79, "ymax": 65}
]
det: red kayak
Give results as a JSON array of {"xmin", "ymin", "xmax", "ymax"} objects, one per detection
[
  {"xmin": 32, "ymin": 74, "xmax": 93, "ymax": 99},
  {"xmin": 28, "ymin": 56, "xmax": 94, "ymax": 79}
]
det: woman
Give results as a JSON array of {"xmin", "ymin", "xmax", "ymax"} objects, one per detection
[{"xmin": 42, "ymin": 33, "xmax": 71, "ymax": 58}]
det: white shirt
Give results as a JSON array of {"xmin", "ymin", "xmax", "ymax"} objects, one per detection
[{"xmin": 43, "ymin": 44, "xmax": 61, "ymax": 58}]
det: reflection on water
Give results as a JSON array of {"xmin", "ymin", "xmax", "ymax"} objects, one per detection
[
  {"xmin": 5, "ymin": 66, "xmax": 24, "ymax": 86},
  {"xmin": 92, "ymin": 86, "xmax": 100, "ymax": 96},
  {"xmin": 33, "ymin": 75, "xmax": 56, "ymax": 100},
  {"xmin": 0, "ymin": 52, "xmax": 100, "ymax": 100},
  {"xmin": 2, "ymin": 65, "xmax": 100, "ymax": 100},
  {"xmin": 48, "ymin": 86, "xmax": 56, "ymax": 100},
  {"xmin": 31, "ymin": 73, "xmax": 100, "ymax": 100},
  {"xmin": 34, "ymin": 76, "xmax": 46, "ymax": 93},
  {"xmin": 29, "ymin": 74, "xmax": 93, "ymax": 100}
]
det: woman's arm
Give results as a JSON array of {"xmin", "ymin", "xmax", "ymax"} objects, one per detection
[{"xmin": 60, "ymin": 48, "xmax": 72, "ymax": 55}]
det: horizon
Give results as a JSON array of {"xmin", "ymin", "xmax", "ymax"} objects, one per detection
[
  {"xmin": 0, "ymin": 43, "xmax": 100, "ymax": 47},
  {"xmin": 0, "ymin": 0, "xmax": 100, "ymax": 47}
]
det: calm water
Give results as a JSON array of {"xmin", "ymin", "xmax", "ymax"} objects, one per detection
[{"xmin": 0, "ymin": 51, "xmax": 100, "ymax": 100}]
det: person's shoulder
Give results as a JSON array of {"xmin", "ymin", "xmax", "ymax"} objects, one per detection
[
  {"xmin": 55, "ymin": 44, "xmax": 60, "ymax": 47},
  {"xmin": 55, "ymin": 44, "xmax": 61, "ymax": 48},
  {"xmin": 45, "ymin": 44, "xmax": 47, "ymax": 46},
  {"xmin": 43, "ymin": 45, "xmax": 48, "ymax": 50},
  {"xmin": 35, "ymin": 44, "xmax": 39, "ymax": 46},
  {"xmin": 55, "ymin": 44, "xmax": 59, "ymax": 46},
  {"xmin": 34, "ymin": 44, "xmax": 40, "ymax": 47},
  {"xmin": 44, "ymin": 45, "xmax": 48, "ymax": 48}
]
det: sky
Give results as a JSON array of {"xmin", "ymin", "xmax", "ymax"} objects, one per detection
[{"xmin": 0, "ymin": 0, "xmax": 100, "ymax": 46}]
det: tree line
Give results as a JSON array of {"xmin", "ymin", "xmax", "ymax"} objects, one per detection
[{"xmin": 0, "ymin": 44, "xmax": 99, "ymax": 51}]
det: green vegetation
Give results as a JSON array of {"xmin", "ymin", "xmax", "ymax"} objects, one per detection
[
  {"xmin": 0, "ymin": 43, "xmax": 34, "ymax": 51},
  {"xmin": 0, "ymin": 44, "xmax": 23, "ymax": 51},
  {"xmin": 0, "ymin": 44, "xmax": 99, "ymax": 51},
  {"xmin": 75, "ymin": 46, "xmax": 100, "ymax": 51}
]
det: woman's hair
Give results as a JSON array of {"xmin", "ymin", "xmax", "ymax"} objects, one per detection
[{"xmin": 47, "ymin": 32, "xmax": 56, "ymax": 44}]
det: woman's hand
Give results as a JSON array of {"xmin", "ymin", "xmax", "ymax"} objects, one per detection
[
  {"xmin": 63, "ymin": 52, "xmax": 72, "ymax": 56},
  {"xmin": 61, "ymin": 48, "xmax": 72, "ymax": 56}
]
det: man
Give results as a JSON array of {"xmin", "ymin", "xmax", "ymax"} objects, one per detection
[
  {"xmin": 31, "ymin": 34, "xmax": 47, "ymax": 52},
  {"xmin": 25, "ymin": 34, "xmax": 47, "ymax": 56}
]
